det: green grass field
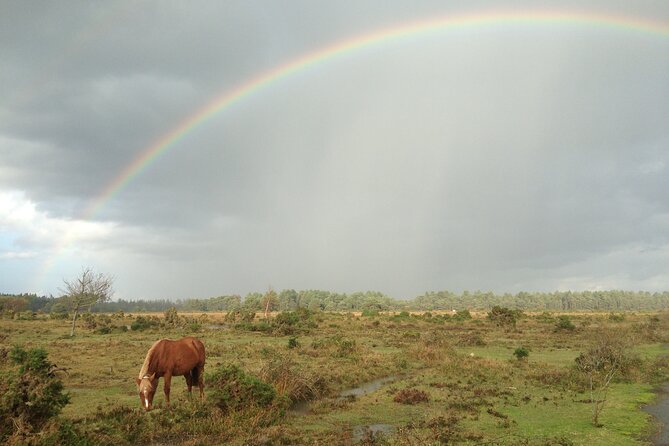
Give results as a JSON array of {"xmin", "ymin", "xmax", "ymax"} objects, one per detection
[{"xmin": 1, "ymin": 310, "xmax": 667, "ymax": 445}]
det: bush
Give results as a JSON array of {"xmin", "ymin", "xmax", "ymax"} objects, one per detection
[
  {"xmin": 80, "ymin": 313, "xmax": 97, "ymax": 329},
  {"xmin": 271, "ymin": 310, "xmax": 317, "ymax": 335},
  {"xmin": 575, "ymin": 330, "xmax": 633, "ymax": 426},
  {"xmin": 0, "ymin": 346, "xmax": 70, "ymax": 442},
  {"xmin": 49, "ymin": 303, "xmax": 69, "ymax": 320},
  {"xmin": 130, "ymin": 316, "xmax": 159, "ymax": 331},
  {"xmin": 207, "ymin": 364, "xmax": 277, "ymax": 413},
  {"xmin": 453, "ymin": 310, "xmax": 472, "ymax": 321},
  {"xmin": 334, "ymin": 337, "xmax": 357, "ymax": 358},
  {"xmin": 457, "ymin": 332, "xmax": 486, "ymax": 347},
  {"xmin": 513, "ymin": 347, "xmax": 529, "ymax": 361},
  {"xmin": 259, "ymin": 350, "xmax": 324, "ymax": 402},
  {"xmin": 608, "ymin": 313, "xmax": 625, "ymax": 322},
  {"xmin": 555, "ymin": 315, "xmax": 576, "ymax": 331},
  {"xmin": 287, "ymin": 337, "xmax": 299, "ymax": 349},
  {"xmin": 164, "ymin": 307, "xmax": 182, "ymax": 327},
  {"xmin": 487, "ymin": 306, "xmax": 521, "ymax": 328}
]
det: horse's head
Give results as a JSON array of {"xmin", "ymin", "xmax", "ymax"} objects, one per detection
[{"xmin": 135, "ymin": 373, "xmax": 157, "ymax": 410}]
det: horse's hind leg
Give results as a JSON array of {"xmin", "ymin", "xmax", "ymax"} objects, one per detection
[
  {"xmin": 196, "ymin": 364, "xmax": 205, "ymax": 399},
  {"xmin": 185, "ymin": 372, "xmax": 193, "ymax": 397}
]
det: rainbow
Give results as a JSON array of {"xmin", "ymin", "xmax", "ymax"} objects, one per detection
[
  {"xmin": 83, "ymin": 9, "xmax": 669, "ymax": 219},
  {"xmin": 36, "ymin": 9, "xmax": 669, "ymax": 291}
]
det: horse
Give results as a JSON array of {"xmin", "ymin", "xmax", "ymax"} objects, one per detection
[{"xmin": 135, "ymin": 336, "xmax": 205, "ymax": 410}]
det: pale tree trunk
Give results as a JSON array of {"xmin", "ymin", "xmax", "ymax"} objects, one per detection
[
  {"xmin": 70, "ymin": 308, "xmax": 79, "ymax": 337},
  {"xmin": 264, "ymin": 299, "xmax": 271, "ymax": 319}
]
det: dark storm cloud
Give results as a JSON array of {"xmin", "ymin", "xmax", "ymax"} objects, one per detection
[{"xmin": 1, "ymin": 1, "xmax": 668, "ymax": 298}]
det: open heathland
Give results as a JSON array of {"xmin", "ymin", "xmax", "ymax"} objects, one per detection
[{"xmin": 1, "ymin": 308, "xmax": 668, "ymax": 445}]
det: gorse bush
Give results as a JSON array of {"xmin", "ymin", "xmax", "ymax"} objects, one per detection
[
  {"xmin": 487, "ymin": 306, "xmax": 522, "ymax": 328},
  {"xmin": 259, "ymin": 349, "xmax": 325, "ymax": 402},
  {"xmin": 164, "ymin": 306, "xmax": 181, "ymax": 327},
  {"xmin": 130, "ymin": 315, "xmax": 159, "ymax": 331},
  {"xmin": 0, "ymin": 346, "xmax": 70, "ymax": 442},
  {"xmin": 453, "ymin": 309, "xmax": 472, "ymax": 321},
  {"xmin": 207, "ymin": 364, "xmax": 278, "ymax": 413},
  {"xmin": 513, "ymin": 347, "xmax": 529, "ymax": 361},
  {"xmin": 555, "ymin": 315, "xmax": 576, "ymax": 331}
]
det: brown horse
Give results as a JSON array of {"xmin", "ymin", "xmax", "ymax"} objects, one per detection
[{"xmin": 135, "ymin": 337, "xmax": 205, "ymax": 410}]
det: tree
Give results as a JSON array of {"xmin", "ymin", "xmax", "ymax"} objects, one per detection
[
  {"xmin": 61, "ymin": 268, "xmax": 114, "ymax": 337},
  {"xmin": 575, "ymin": 330, "xmax": 629, "ymax": 426},
  {"xmin": 262, "ymin": 288, "xmax": 279, "ymax": 319}
]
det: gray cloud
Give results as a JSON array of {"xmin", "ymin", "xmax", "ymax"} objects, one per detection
[{"xmin": 1, "ymin": 1, "xmax": 668, "ymax": 299}]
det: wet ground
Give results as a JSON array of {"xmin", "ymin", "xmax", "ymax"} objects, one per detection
[
  {"xmin": 290, "ymin": 374, "xmax": 399, "ymax": 439},
  {"xmin": 645, "ymin": 382, "xmax": 669, "ymax": 446}
]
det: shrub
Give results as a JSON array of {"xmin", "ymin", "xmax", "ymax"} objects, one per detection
[
  {"xmin": 555, "ymin": 315, "xmax": 576, "ymax": 331},
  {"xmin": 361, "ymin": 309, "xmax": 380, "ymax": 317},
  {"xmin": 287, "ymin": 337, "xmax": 299, "ymax": 349},
  {"xmin": 457, "ymin": 332, "xmax": 486, "ymax": 347},
  {"xmin": 453, "ymin": 309, "xmax": 472, "ymax": 321},
  {"xmin": 334, "ymin": 337, "xmax": 357, "ymax": 358},
  {"xmin": 259, "ymin": 350, "xmax": 324, "ymax": 402},
  {"xmin": 487, "ymin": 306, "xmax": 521, "ymax": 328},
  {"xmin": 130, "ymin": 316, "xmax": 159, "ymax": 331},
  {"xmin": 94, "ymin": 326, "xmax": 112, "ymax": 335},
  {"xmin": 0, "ymin": 346, "xmax": 70, "ymax": 442},
  {"xmin": 49, "ymin": 303, "xmax": 69, "ymax": 320},
  {"xmin": 536, "ymin": 312, "xmax": 555, "ymax": 323},
  {"xmin": 207, "ymin": 364, "xmax": 277, "ymax": 413},
  {"xmin": 164, "ymin": 307, "xmax": 182, "ymax": 328},
  {"xmin": 271, "ymin": 310, "xmax": 317, "ymax": 335},
  {"xmin": 393, "ymin": 388, "xmax": 429, "ymax": 404},
  {"xmin": 608, "ymin": 313, "xmax": 625, "ymax": 322},
  {"xmin": 575, "ymin": 330, "xmax": 632, "ymax": 426},
  {"xmin": 513, "ymin": 347, "xmax": 529, "ymax": 361}
]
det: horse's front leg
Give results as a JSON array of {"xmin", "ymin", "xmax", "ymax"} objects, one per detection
[{"xmin": 163, "ymin": 372, "xmax": 172, "ymax": 407}]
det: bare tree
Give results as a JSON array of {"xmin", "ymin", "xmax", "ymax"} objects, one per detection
[
  {"xmin": 575, "ymin": 329, "xmax": 630, "ymax": 426},
  {"xmin": 61, "ymin": 268, "xmax": 114, "ymax": 337}
]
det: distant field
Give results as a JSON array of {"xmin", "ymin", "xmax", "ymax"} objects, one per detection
[{"xmin": 1, "ymin": 309, "xmax": 667, "ymax": 445}]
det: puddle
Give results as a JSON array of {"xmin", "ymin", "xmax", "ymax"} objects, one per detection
[
  {"xmin": 290, "ymin": 400, "xmax": 310, "ymax": 415},
  {"xmin": 290, "ymin": 375, "xmax": 399, "ymax": 415},
  {"xmin": 338, "ymin": 375, "xmax": 398, "ymax": 399},
  {"xmin": 644, "ymin": 382, "xmax": 669, "ymax": 446},
  {"xmin": 352, "ymin": 424, "xmax": 394, "ymax": 442}
]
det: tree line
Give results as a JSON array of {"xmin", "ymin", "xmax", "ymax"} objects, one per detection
[{"xmin": 3, "ymin": 289, "xmax": 669, "ymax": 314}]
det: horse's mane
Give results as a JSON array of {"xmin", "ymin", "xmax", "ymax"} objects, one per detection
[{"xmin": 138, "ymin": 339, "xmax": 163, "ymax": 379}]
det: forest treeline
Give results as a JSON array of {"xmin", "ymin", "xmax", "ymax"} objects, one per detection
[{"xmin": 2, "ymin": 289, "xmax": 669, "ymax": 314}]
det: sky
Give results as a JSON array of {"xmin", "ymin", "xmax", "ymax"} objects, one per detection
[{"xmin": 1, "ymin": 1, "xmax": 668, "ymax": 300}]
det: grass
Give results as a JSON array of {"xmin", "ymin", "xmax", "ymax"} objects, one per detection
[{"xmin": 1, "ymin": 310, "xmax": 668, "ymax": 445}]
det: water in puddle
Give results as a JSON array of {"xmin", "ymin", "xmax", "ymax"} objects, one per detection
[
  {"xmin": 290, "ymin": 375, "xmax": 398, "ymax": 414},
  {"xmin": 352, "ymin": 424, "xmax": 394, "ymax": 442},
  {"xmin": 338, "ymin": 375, "xmax": 398, "ymax": 399},
  {"xmin": 644, "ymin": 382, "xmax": 669, "ymax": 446}
]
